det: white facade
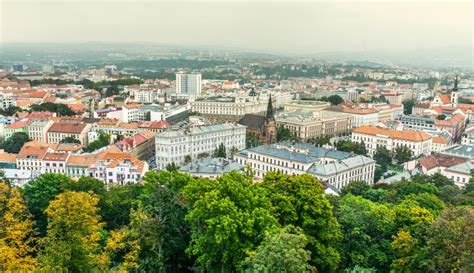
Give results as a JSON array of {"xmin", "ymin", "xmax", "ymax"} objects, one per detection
[
  {"xmin": 191, "ymin": 95, "xmax": 268, "ymax": 117},
  {"xmin": 352, "ymin": 126, "xmax": 432, "ymax": 157},
  {"xmin": 27, "ymin": 119, "xmax": 53, "ymax": 142},
  {"xmin": 128, "ymin": 89, "xmax": 160, "ymax": 103},
  {"xmin": 234, "ymin": 143, "xmax": 376, "ymax": 190},
  {"xmin": 176, "ymin": 73, "xmax": 202, "ymax": 95},
  {"xmin": 155, "ymin": 123, "xmax": 246, "ymax": 169}
]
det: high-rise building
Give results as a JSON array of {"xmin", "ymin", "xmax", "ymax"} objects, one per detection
[
  {"xmin": 176, "ymin": 73, "xmax": 202, "ymax": 95},
  {"xmin": 13, "ymin": 64, "xmax": 24, "ymax": 72}
]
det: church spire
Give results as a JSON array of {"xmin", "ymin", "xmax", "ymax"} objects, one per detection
[
  {"xmin": 266, "ymin": 95, "xmax": 274, "ymax": 120},
  {"xmin": 453, "ymin": 75, "xmax": 459, "ymax": 92}
]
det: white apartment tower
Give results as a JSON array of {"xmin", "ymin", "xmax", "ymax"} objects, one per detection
[{"xmin": 176, "ymin": 73, "xmax": 202, "ymax": 95}]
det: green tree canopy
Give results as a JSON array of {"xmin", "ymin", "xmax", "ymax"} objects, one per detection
[
  {"xmin": 184, "ymin": 171, "xmax": 277, "ymax": 272},
  {"xmin": 0, "ymin": 132, "xmax": 30, "ymax": 153},
  {"xmin": 261, "ymin": 172, "xmax": 341, "ymax": 272}
]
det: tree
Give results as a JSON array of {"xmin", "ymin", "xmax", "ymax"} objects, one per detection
[
  {"xmin": 246, "ymin": 133, "xmax": 259, "ymax": 148},
  {"xmin": 184, "ymin": 171, "xmax": 277, "ymax": 271},
  {"xmin": 341, "ymin": 181, "xmax": 370, "ymax": 196},
  {"xmin": 83, "ymin": 132, "xmax": 110, "ymax": 152},
  {"xmin": 277, "ymin": 126, "xmax": 297, "ymax": 142},
  {"xmin": 261, "ymin": 172, "xmax": 341, "ymax": 272},
  {"xmin": 30, "ymin": 102, "xmax": 76, "ymax": 116},
  {"xmin": 0, "ymin": 105, "xmax": 22, "ymax": 116},
  {"xmin": 0, "ymin": 182, "xmax": 37, "ymax": 271},
  {"xmin": 60, "ymin": 136, "xmax": 81, "ymax": 144},
  {"xmin": 165, "ymin": 162, "xmax": 180, "ymax": 172},
  {"xmin": 101, "ymin": 183, "xmax": 143, "ymax": 230},
  {"xmin": 240, "ymin": 226, "xmax": 315, "ymax": 272},
  {"xmin": 38, "ymin": 191, "xmax": 103, "ymax": 272},
  {"xmin": 373, "ymin": 146, "xmax": 392, "ymax": 171},
  {"xmin": 213, "ymin": 142, "xmax": 227, "ymax": 158},
  {"xmin": 229, "ymin": 146, "xmax": 239, "ymax": 157},
  {"xmin": 134, "ymin": 171, "xmax": 193, "ymax": 272},
  {"xmin": 392, "ymin": 145, "xmax": 413, "ymax": 165},
  {"xmin": 427, "ymin": 207, "xmax": 474, "ymax": 273},
  {"xmin": 402, "ymin": 99, "xmax": 416, "ymax": 115},
  {"xmin": 335, "ymin": 140, "xmax": 367, "ymax": 155},
  {"xmin": 326, "ymin": 95, "xmax": 344, "ymax": 105},
  {"xmin": 0, "ymin": 132, "xmax": 30, "ymax": 153},
  {"xmin": 184, "ymin": 155, "xmax": 192, "ymax": 164},
  {"xmin": 309, "ymin": 135, "xmax": 330, "ymax": 146},
  {"xmin": 336, "ymin": 195, "xmax": 395, "ymax": 271},
  {"xmin": 23, "ymin": 173, "xmax": 72, "ymax": 235}
]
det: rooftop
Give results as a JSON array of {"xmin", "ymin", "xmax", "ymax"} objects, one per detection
[{"xmin": 353, "ymin": 125, "xmax": 432, "ymax": 142}]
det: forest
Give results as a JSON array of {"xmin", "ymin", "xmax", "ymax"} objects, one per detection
[{"xmin": 0, "ymin": 170, "xmax": 472, "ymax": 273}]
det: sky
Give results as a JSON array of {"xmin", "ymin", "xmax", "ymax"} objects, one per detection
[{"xmin": 1, "ymin": 0, "xmax": 473, "ymax": 54}]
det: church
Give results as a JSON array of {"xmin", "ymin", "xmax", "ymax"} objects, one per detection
[{"xmin": 238, "ymin": 95, "xmax": 277, "ymax": 145}]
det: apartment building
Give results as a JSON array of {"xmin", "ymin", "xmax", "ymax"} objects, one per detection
[
  {"xmin": 352, "ymin": 125, "xmax": 432, "ymax": 157},
  {"xmin": 155, "ymin": 123, "xmax": 246, "ymax": 169},
  {"xmin": 276, "ymin": 109, "xmax": 352, "ymax": 140},
  {"xmin": 234, "ymin": 142, "xmax": 375, "ymax": 189},
  {"xmin": 327, "ymin": 107, "xmax": 379, "ymax": 127},
  {"xmin": 283, "ymin": 100, "xmax": 331, "ymax": 112},
  {"xmin": 176, "ymin": 73, "xmax": 202, "ymax": 95},
  {"xmin": 191, "ymin": 95, "xmax": 269, "ymax": 122},
  {"xmin": 27, "ymin": 119, "xmax": 54, "ymax": 142},
  {"xmin": 47, "ymin": 121, "xmax": 91, "ymax": 145}
]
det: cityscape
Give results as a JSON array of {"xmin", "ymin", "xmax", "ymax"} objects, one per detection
[{"xmin": 0, "ymin": 1, "xmax": 473, "ymax": 272}]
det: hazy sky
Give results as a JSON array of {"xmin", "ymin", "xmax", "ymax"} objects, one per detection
[{"xmin": 1, "ymin": 0, "xmax": 472, "ymax": 54}]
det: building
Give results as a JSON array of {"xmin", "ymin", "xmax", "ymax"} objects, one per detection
[
  {"xmin": 399, "ymin": 114, "xmax": 436, "ymax": 131},
  {"xmin": 443, "ymin": 161, "xmax": 473, "ymax": 187},
  {"xmin": 0, "ymin": 95, "xmax": 16, "ymax": 110},
  {"xmin": 191, "ymin": 95, "xmax": 269, "ymax": 122},
  {"xmin": 234, "ymin": 142, "xmax": 375, "ymax": 189},
  {"xmin": 16, "ymin": 142, "xmax": 52, "ymax": 173},
  {"xmin": 326, "ymin": 106, "xmax": 379, "ymax": 127},
  {"xmin": 440, "ymin": 145, "xmax": 474, "ymax": 160},
  {"xmin": 114, "ymin": 131, "xmax": 157, "ymax": 160},
  {"xmin": 180, "ymin": 156, "xmax": 244, "ymax": 179},
  {"xmin": 4, "ymin": 120, "xmax": 30, "ymax": 139},
  {"xmin": 462, "ymin": 130, "xmax": 474, "ymax": 145},
  {"xmin": 42, "ymin": 152, "xmax": 69, "ymax": 174},
  {"xmin": 176, "ymin": 73, "xmax": 202, "ymax": 95},
  {"xmin": 27, "ymin": 119, "xmax": 54, "ymax": 142},
  {"xmin": 155, "ymin": 123, "xmax": 246, "ymax": 169},
  {"xmin": 47, "ymin": 121, "xmax": 91, "ymax": 145},
  {"xmin": 87, "ymin": 152, "xmax": 148, "ymax": 185},
  {"xmin": 276, "ymin": 109, "xmax": 352, "ymax": 140},
  {"xmin": 352, "ymin": 125, "xmax": 432, "ymax": 157},
  {"xmin": 283, "ymin": 100, "xmax": 331, "ymax": 112},
  {"xmin": 238, "ymin": 97, "xmax": 277, "ymax": 145}
]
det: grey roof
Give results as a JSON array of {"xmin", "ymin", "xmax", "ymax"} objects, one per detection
[
  {"xmin": 382, "ymin": 169, "xmax": 421, "ymax": 184},
  {"xmin": 441, "ymin": 145, "xmax": 474, "ymax": 159},
  {"xmin": 246, "ymin": 142, "xmax": 350, "ymax": 163},
  {"xmin": 446, "ymin": 161, "xmax": 473, "ymax": 175},
  {"xmin": 180, "ymin": 156, "xmax": 243, "ymax": 175},
  {"xmin": 308, "ymin": 155, "xmax": 375, "ymax": 176},
  {"xmin": 239, "ymin": 114, "xmax": 266, "ymax": 130},
  {"xmin": 157, "ymin": 123, "xmax": 245, "ymax": 139}
]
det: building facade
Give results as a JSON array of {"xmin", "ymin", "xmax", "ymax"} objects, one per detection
[
  {"xmin": 155, "ymin": 123, "xmax": 246, "ymax": 169},
  {"xmin": 176, "ymin": 73, "xmax": 202, "ymax": 95}
]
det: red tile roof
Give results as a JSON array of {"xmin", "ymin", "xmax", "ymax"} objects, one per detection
[{"xmin": 353, "ymin": 125, "xmax": 432, "ymax": 142}]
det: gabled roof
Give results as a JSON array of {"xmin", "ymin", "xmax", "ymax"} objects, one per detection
[
  {"xmin": 239, "ymin": 114, "xmax": 266, "ymax": 130},
  {"xmin": 353, "ymin": 125, "xmax": 432, "ymax": 142}
]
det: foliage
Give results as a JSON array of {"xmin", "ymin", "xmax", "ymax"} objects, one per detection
[
  {"xmin": 133, "ymin": 171, "xmax": 193, "ymax": 272},
  {"xmin": 261, "ymin": 172, "xmax": 341, "ymax": 272},
  {"xmin": 341, "ymin": 181, "xmax": 371, "ymax": 196},
  {"xmin": 184, "ymin": 171, "xmax": 277, "ymax": 272},
  {"xmin": 23, "ymin": 173, "xmax": 72, "ymax": 235},
  {"xmin": 309, "ymin": 135, "xmax": 330, "ymax": 146},
  {"xmin": 83, "ymin": 132, "xmax": 110, "ymax": 153},
  {"xmin": 184, "ymin": 155, "xmax": 192, "ymax": 164},
  {"xmin": 392, "ymin": 145, "xmax": 413, "ymax": 165},
  {"xmin": 373, "ymin": 146, "xmax": 392, "ymax": 171},
  {"xmin": 240, "ymin": 226, "xmax": 315, "ymax": 272},
  {"xmin": 277, "ymin": 126, "xmax": 297, "ymax": 142},
  {"xmin": 0, "ymin": 132, "xmax": 30, "ymax": 153},
  {"xmin": 0, "ymin": 105, "xmax": 22, "ymax": 116},
  {"xmin": 30, "ymin": 102, "xmax": 76, "ymax": 116},
  {"xmin": 427, "ymin": 207, "xmax": 474, "ymax": 273},
  {"xmin": 165, "ymin": 162, "xmax": 180, "ymax": 172},
  {"xmin": 0, "ymin": 182, "xmax": 37, "ymax": 271},
  {"xmin": 213, "ymin": 142, "xmax": 227, "ymax": 158},
  {"xmin": 402, "ymin": 99, "xmax": 416, "ymax": 115},
  {"xmin": 336, "ymin": 195, "xmax": 395, "ymax": 271},
  {"xmin": 38, "ymin": 191, "xmax": 103, "ymax": 272},
  {"xmin": 60, "ymin": 136, "xmax": 81, "ymax": 144},
  {"xmin": 101, "ymin": 184, "xmax": 143, "ymax": 230},
  {"xmin": 246, "ymin": 133, "xmax": 259, "ymax": 148},
  {"xmin": 335, "ymin": 140, "xmax": 367, "ymax": 155}
]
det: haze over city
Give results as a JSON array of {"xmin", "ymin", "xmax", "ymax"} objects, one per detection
[{"xmin": 2, "ymin": 0, "xmax": 472, "ymax": 54}]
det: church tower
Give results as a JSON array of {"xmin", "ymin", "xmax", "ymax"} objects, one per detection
[
  {"xmin": 451, "ymin": 75, "xmax": 459, "ymax": 105},
  {"xmin": 264, "ymin": 95, "xmax": 277, "ymax": 144}
]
